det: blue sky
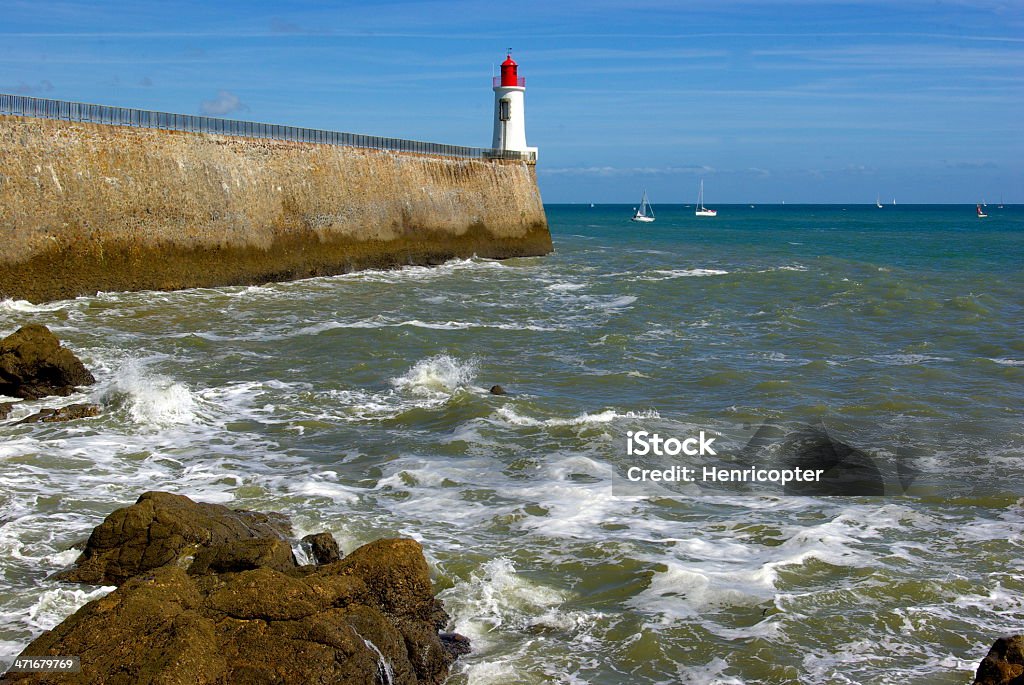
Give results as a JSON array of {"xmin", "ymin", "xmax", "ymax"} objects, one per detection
[{"xmin": 2, "ymin": 0, "xmax": 1021, "ymax": 203}]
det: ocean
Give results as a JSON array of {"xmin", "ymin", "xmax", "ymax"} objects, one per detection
[{"xmin": 1, "ymin": 203, "xmax": 1022, "ymax": 684}]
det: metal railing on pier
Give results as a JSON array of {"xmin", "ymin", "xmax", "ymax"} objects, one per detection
[{"xmin": 0, "ymin": 93, "xmax": 536, "ymax": 164}]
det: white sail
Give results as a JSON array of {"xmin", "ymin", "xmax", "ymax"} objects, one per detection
[
  {"xmin": 632, "ymin": 190, "xmax": 655, "ymax": 223},
  {"xmin": 695, "ymin": 179, "xmax": 717, "ymax": 217}
]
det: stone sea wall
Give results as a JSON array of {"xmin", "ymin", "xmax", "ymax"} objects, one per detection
[{"xmin": 0, "ymin": 115, "xmax": 551, "ymax": 302}]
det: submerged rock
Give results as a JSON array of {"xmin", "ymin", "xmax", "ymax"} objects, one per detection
[
  {"xmin": 778, "ymin": 424, "xmax": 885, "ymax": 496},
  {"xmin": 9, "ymin": 538, "xmax": 464, "ymax": 684},
  {"xmin": 974, "ymin": 635, "xmax": 1024, "ymax": 684},
  {"xmin": 15, "ymin": 403, "xmax": 101, "ymax": 425},
  {"xmin": 53, "ymin": 491, "xmax": 293, "ymax": 586},
  {"xmin": 489, "ymin": 384, "xmax": 507, "ymax": 395},
  {"xmin": 0, "ymin": 402, "xmax": 12, "ymax": 420},
  {"xmin": 0, "ymin": 324, "xmax": 95, "ymax": 400}
]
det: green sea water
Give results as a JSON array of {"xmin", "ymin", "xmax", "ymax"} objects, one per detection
[{"xmin": 1, "ymin": 203, "xmax": 1022, "ymax": 683}]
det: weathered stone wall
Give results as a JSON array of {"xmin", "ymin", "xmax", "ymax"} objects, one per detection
[{"xmin": 0, "ymin": 115, "xmax": 551, "ymax": 302}]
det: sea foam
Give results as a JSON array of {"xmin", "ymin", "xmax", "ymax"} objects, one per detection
[
  {"xmin": 101, "ymin": 360, "xmax": 201, "ymax": 427},
  {"xmin": 440, "ymin": 558, "xmax": 565, "ymax": 639},
  {"xmin": 391, "ymin": 354, "xmax": 478, "ymax": 396}
]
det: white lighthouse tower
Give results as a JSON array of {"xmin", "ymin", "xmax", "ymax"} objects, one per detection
[{"xmin": 491, "ymin": 51, "xmax": 537, "ymax": 160}]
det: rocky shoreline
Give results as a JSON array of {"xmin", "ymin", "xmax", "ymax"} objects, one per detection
[
  {"xmin": 3, "ymin": 492, "xmax": 469, "ymax": 684},
  {"xmin": 1, "ymin": 325, "xmax": 468, "ymax": 682},
  {"xmin": 0, "ymin": 321, "xmax": 1015, "ymax": 682}
]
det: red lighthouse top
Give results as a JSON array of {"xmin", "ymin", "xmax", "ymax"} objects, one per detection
[{"xmin": 497, "ymin": 51, "xmax": 525, "ymax": 87}]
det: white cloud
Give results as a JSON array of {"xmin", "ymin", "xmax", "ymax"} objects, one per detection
[{"xmin": 200, "ymin": 90, "xmax": 247, "ymax": 116}]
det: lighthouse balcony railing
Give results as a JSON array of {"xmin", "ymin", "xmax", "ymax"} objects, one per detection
[
  {"xmin": 0, "ymin": 92, "xmax": 537, "ymax": 164},
  {"xmin": 492, "ymin": 77, "xmax": 526, "ymax": 88}
]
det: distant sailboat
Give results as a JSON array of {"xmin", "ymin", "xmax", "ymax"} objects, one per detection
[
  {"xmin": 631, "ymin": 190, "xmax": 655, "ymax": 223},
  {"xmin": 977, "ymin": 203, "xmax": 988, "ymax": 218},
  {"xmin": 876, "ymin": 194, "xmax": 883, "ymax": 209},
  {"xmin": 998, "ymin": 195, "xmax": 1004, "ymax": 209},
  {"xmin": 695, "ymin": 180, "xmax": 717, "ymax": 217},
  {"xmin": 892, "ymin": 198, "xmax": 896, "ymax": 206}
]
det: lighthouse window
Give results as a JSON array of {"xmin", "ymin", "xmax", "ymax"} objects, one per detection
[{"xmin": 499, "ymin": 99, "xmax": 511, "ymax": 121}]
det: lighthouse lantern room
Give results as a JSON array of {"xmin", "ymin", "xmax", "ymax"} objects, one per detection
[{"xmin": 491, "ymin": 50, "xmax": 537, "ymax": 159}]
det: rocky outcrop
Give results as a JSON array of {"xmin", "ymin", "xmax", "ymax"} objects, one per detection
[
  {"xmin": 53, "ymin": 491, "xmax": 293, "ymax": 586},
  {"xmin": 10, "ymin": 492, "xmax": 466, "ymax": 684},
  {"xmin": 974, "ymin": 636, "xmax": 1024, "ymax": 684},
  {"xmin": 0, "ymin": 325, "xmax": 95, "ymax": 400},
  {"xmin": 0, "ymin": 402, "xmax": 11, "ymax": 419},
  {"xmin": 15, "ymin": 403, "xmax": 100, "ymax": 425},
  {"xmin": 7, "ymin": 538, "xmax": 461, "ymax": 685}
]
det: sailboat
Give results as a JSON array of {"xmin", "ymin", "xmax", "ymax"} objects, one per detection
[
  {"xmin": 695, "ymin": 180, "xmax": 717, "ymax": 217},
  {"xmin": 977, "ymin": 203, "xmax": 988, "ymax": 218},
  {"xmin": 631, "ymin": 190, "xmax": 655, "ymax": 223},
  {"xmin": 876, "ymin": 194, "xmax": 883, "ymax": 209}
]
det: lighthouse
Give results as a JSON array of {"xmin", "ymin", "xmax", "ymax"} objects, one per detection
[{"xmin": 491, "ymin": 51, "xmax": 537, "ymax": 160}]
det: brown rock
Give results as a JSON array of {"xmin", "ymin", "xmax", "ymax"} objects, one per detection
[
  {"xmin": 0, "ymin": 325, "xmax": 95, "ymax": 400},
  {"xmin": 7, "ymin": 539, "xmax": 463, "ymax": 684},
  {"xmin": 15, "ymin": 403, "xmax": 101, "ymax": 425},
  {"xmin": 440, "ymin": 632, "xmax": 472, "ymax": 658},
  {"xmin": 489, "ymin": 384, "xmax": 507, "ymax": 395},
  {"xmin": 328, "ymin": 537, "xmax": 438, "ymax": 623},
  {"xmin": 187, "ymin": 537, "xmax": 297, "ymax": 576},
  {"xmin": 0, "ymin": 402, "xmax": 12, "ymax": 420},
  {"xmin": 53, "ymin": 491, "xmax": 292, "ymax": 586},
  {"xmin": 302, "ymin": 531, "xmax": 342, "ymax": 565},
  {"xmin": 975, "ymin": 635, "xmax": 1024, "ymax": 684}
]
